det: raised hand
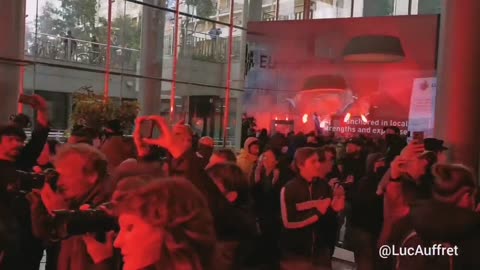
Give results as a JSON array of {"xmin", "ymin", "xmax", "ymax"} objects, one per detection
[
  {"xmin": 133, "ymin": 116, "xmax": 150, "ymax": 157},
  {"xmin": 400, "ymin": 142, "xmax": 425, "ymax": 160},
  {"xmin": 33, "ymin": 94, "xmax": 49, "ymax": 126},
  {"xmin": 390, "ymin": 156, "xmax": 409, "ymax": 179},
  {"xmin": 140, "ymin": 115, "xmax": 174, "ymax": 150}
]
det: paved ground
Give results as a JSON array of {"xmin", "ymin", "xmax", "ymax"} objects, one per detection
[
  {"xmin": 39, "ymin": 247, "xmax": 356, "ymax": 270},
  {"xmin": 332, "ymin": 247, "xmax": 356, "ymax": 269}
]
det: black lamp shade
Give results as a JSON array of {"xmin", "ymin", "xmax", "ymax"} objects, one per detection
[
  {"xmin": 342, "ymin": 35, "xmax": 405, "ymax": 62},
  {"xmin": 302, "ymin": 75, "xmax": 347, "ymax": 91}
]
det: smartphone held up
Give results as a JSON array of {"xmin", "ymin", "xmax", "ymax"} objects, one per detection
[
  {"xmin": 139, "ymin": 119, "xmax": 155, "ymax": 139},
  {"xmin": 412, "ymin": 131, "xmax": 424, "ymax": 144}
]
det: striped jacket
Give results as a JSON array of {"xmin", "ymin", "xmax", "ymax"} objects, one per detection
[{"xmin": 279, "ymin": 175, "xmax": 337, "ymax": 257}]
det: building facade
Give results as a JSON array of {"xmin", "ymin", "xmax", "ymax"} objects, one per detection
[{"xmin": 2, "ymin": 0, "xmax": 441, "ymax": 149}]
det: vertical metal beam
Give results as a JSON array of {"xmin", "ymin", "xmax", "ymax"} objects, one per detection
[
  {"xmin": 223, "ymin": 0, "xmax": 235, "ymax": 146},
  {"xmin": 408, "ymin": 0, "xmax": 412, "ymax": 15},
  {"xmin": 304, "ymin": 0, "xmax": 311, "ymax": 20},
  {"xmin": 104, "ymin": 0, "xmax": 113, "ymax": 103},
  {"xmin": 170, "ymin": 0, "xmax": 181, "ymax": 122},
  {"xmin": 276, "ymin": 0, "xmax": 280, "ymax": 20},
  {"xmin": 351, "ymin": 0, "xmax": 355, "ymax": 17},
  {"xmin": 18, "ymin": 66, "xmax": 25, "ymax": 113}
]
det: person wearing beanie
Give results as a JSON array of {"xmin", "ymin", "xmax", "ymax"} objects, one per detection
[
  {"xmin": 384, "ymin": 163, "xmax": 480, "ymax": 270},
  {"xmin": 0, "ymin": 94, "xmax": 50, "ymax": 270},
  {"xmin": 237, "ymin": 137, "xmax": 260, "ymax": 180}
]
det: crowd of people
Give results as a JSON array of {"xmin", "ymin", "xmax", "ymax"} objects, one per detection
[{"xmin": 1, "ymin": 95, "xmax": 479, "ymax": 270}]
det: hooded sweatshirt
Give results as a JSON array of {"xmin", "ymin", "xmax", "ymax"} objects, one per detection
[{"xmin": 237, "ymin": 137, "xmax": 259, "ymax": 178}]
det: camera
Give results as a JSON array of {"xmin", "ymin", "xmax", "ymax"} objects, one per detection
[
  {"xmin": 52, "ymin": 206, "xmax": 118, "ymax": 241},
  {"xmin": 10, "ymin": 168, "xmax": 59, "ymax": 193}
]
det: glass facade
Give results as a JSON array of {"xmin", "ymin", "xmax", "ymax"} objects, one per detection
[
  {"xmin": 23, "ymin": 0, "xmax": 247, "ymax": 147},
  {"xmin": 251, "ymin": 0, "xmax": 442, "ymax": 21},
  {"xmin": 12, "ymin": 0, "xmax": 442, "ymax": 148}
]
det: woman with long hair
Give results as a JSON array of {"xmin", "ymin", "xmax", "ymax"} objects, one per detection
[{"xmin": 113, "ymin": 177, "xmax": 216, "ymax": 270}]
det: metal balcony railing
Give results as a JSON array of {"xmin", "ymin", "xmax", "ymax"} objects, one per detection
[
  {"xmin": 190, "ymin": 36, "xmax": 228, "ymax": 63},
  {"xmin": 26, "ymin": 31, "xmax": 234, "ymax": 67},
  {"xmin": 25, "ymin": 33, "xmax": 140, "ymax": 70}
]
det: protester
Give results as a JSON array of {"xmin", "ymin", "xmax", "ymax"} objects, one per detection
[
  {"xmin": 280, "ymin": 147, "xmax": 345, "ymax": 270},
  {"xmin": 206, "ymin": 148, "xmax": 237, "ymax": 169},
  {"xmin": 0, "ymin": 94, "xmax": 50, "ymax": 270},
  {"xmin": 206, "ymin": 162, "xmax": 258, "ymax": 269},
  {"xmin": 114, "ymin": 177, "xmax": 216, "ymax": 270},
  {"xmin": 385, "ymin": 163, "xmax": 480, "ymax": 270},
  {"xmin": 196, "ymin": 136, "xmax": 215, "ymax": 168},
  {"xmin": 28, "ymin": 144, "xmax": 116, "ymax": 270},
  {"xmin": 237, "ymin": 137, "xmax": 260, "ymax": 180},
  {"xmin": 252, "ymin": 148, "xmax": 290, "ymax": 269}
]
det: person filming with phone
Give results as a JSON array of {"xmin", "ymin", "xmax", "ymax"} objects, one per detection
[
  {"xmin": 133, "ymin": 116, "xmax": 210, "ymax": 184},
  {"xmin": 0, "ymin": 94, "xmax": 50, "ymax": 269},
  {"xmin": 378, "ymin": 138, "xmax": 438, "ymax": 246}
]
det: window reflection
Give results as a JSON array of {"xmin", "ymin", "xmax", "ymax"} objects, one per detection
[{"xmin": 22, "ymin": 0, "xmax": 244, "ymax": 147}]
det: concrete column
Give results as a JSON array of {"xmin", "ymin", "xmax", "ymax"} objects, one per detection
[
  {"xmin": 0, "ymin": 0, "xmax": 26, "ymax": 122},
  {"xmin": 434, "ymin": 0, "xmax": 480, "ymax": 174},
  {"xmin": 248, "ymin": 0, "xmax": 262, "ymax": 21},
  {"xmin": 138, "ymin": 0, "xmax": 165, "ymax": 116}
]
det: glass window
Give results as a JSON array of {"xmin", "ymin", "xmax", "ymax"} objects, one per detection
[
  {"xmin": 392, "ymin": 0, "xmax": 410, "ymax": 15},
  {"xmin": 176, "ymin": 83, "xmax": 225, "ymax": 143},
  {"xmin": 119, "ymin": 74, "xmax": 171, "ymax": 118},
  {"xmin": 233, "ymin": 0, "xmax": 246, "ymax": 27},
  {"xmin": 231, "ymin": 28, "xmax": 246, "ymax": 90},
  {"xmin": 20, "ymin": 0, "xmax": 244, "ymax": 149},
  {"xmin": 225, "ymin": 90, "xmax": 243, "ymax": 148},
  {"xmin": 361, "ymin": 0, "xmax": 394, "ymax": 17},
  {"xmin": 27, "ymin": 0, "xmax": 108, "ymax": 69},
  {"xmin": 412, "ymin": 0, "xmax": 442, "ymax": 15},
  {"xmin": 311, "ymin": 0, "xmax": 353, "ymax": 19},
  {"xmin": 176, "ymin": 14, "xmax": 229, "ymax": 88},
  {"xmin": 278, "ymin": 0, "xmax": 306, "ymax": 21},
  {"xmin": 118, "ymin": 1, "xmax": 173, "ymax": 79},
  {"xmin": 179, "ymin": 0, "xmax": 216, "ymax": 17},
  {"xmin": 260, "ymin": 0, "xmax": 278, "ymax": 21}
]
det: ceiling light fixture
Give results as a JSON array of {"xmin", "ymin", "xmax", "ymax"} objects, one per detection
[{"xmin": 342, "ymin": 35, "xmax": 405, "ymax": 63}]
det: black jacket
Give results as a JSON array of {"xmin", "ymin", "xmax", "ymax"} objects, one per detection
[
  {"xmin": 253, "ymin": 167, "xmax": 290, "ymax": 221},
  {"xmin": 168, "ymin": 148, "xmax": 258, "ymax": 240},
  {"xmin": 349, "ymin": 169, "xmax": 386, "ymax": 236},
  {"xmin": 280, "ymin": 175, "xmax": 337, "ymax": 258},
  {"xmin": 29, "ymin": 178, "xmax": 117, "ymax": 270},
  {"xmin": 0, "ymin": 124, "xmax": 49, "ymax": 270}
]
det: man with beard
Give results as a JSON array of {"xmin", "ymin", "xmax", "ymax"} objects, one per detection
[{"xmin": 0, "ymin": 95, "xmax": 50, "ymax": 269}]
